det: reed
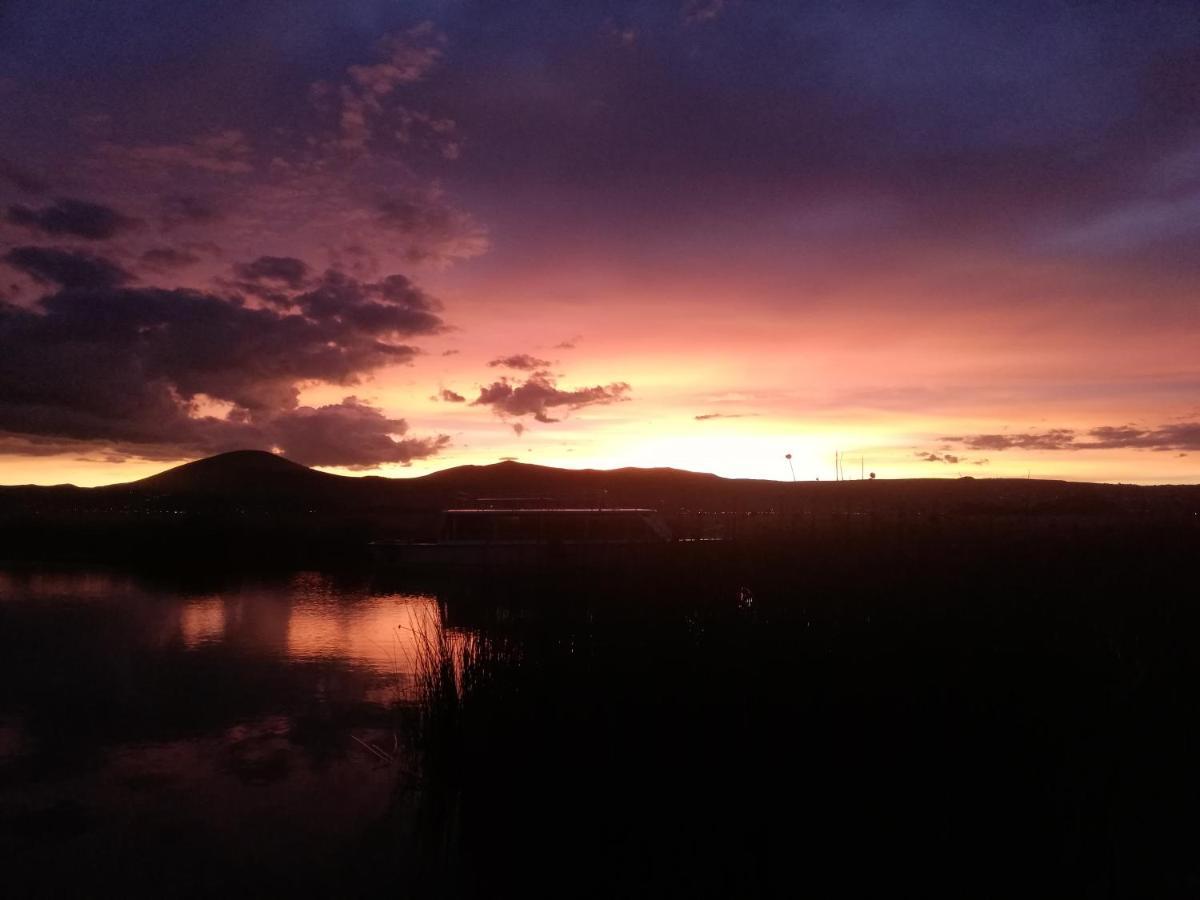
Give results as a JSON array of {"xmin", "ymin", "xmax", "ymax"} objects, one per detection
[{"xmin": 390, "ymin": 512, "xmax": 1200, "ymax": 898}]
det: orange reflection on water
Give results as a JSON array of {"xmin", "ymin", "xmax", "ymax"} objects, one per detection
[
  {"xmin": 180, "ymin": 597, "xmax": 225, "ymax": 649},
  {"xmin": 283, "ymin": 592, "xmax": 439, "ymax": 676}
]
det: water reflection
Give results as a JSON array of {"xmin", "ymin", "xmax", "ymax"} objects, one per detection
[{"xmin": 0, "ymin": 567, "xmax": 440, "ymax": 895}]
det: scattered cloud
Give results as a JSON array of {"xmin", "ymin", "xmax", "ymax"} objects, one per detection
[
  {"xmin": 473, "ymin": 372, "xmax": 630, "ymax": 423},
  {"xmin": 6, "ymin": 197, "xmax": 140, "ymax": 240},
  {"xmin": 695, "ymin": 412, "xmax": 755, "ymax": 420},
  {"xmin": 4, "ymin": 246, "xmax": 133, "ymax": 289},
  {"xmin": 348, "ymin": 26, "xmax": 443, "ymax": 93},
  {"xmin": 438, "ymin": 388, "xmax": 466, "ymax": 402},
  {"xmin": 952, "ymin": 430, "xmax": 1078, "ymax": 451},
  {"xmin": 949, "ymin": 423, "xmax": 1200, "ymax": 452},
  {"xmin": 313, "ymin": 22, "xmax": 448, "ymax": 155},
  {"xmin": 916, "ymin": 451, "xmax": 962, "ymax": 464},
  {"xmin": 488, "ymin": 353, "xmax": 552, "ymax": 370}
]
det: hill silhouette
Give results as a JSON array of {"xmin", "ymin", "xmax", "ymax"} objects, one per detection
[
  {"xmin": 126, "ymin": 449, "xmax": 344, "ymax": 495},
  {"xmin": 1, "ymin": 449, "xmax": 1198, "ymax": 564},
  {"xmin": 2, "ymin": 448, "xmax": 1198, "ymax": 512},
  {"xmin": 85, "ymin": 451, "xmax": 734, "ymax": 511},
  {"xmin": 94, "ymin": 450, "xmax": 1197, "ymax": 514}
]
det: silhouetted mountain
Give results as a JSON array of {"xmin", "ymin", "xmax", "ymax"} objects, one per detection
[
  {"xmin": 92, "ymin": 452, "xmax": 746, "ymax": 512},
  {"xmin": 122, "ymin": 449, "xmax": 344, "ymax": 496},
  {"xmin": 1, "ymin": 450, "xmax": 1198, "ymax": 564},
  {"xmin": 3, "ymin": 449, "xmax": 1200, "ymax": 513}
]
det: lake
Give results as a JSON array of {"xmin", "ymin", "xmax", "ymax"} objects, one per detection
[
  {"xmin": 0, "ymin": 567, "xmax": 438, "ymax": 896},
  {"xmin": 4, "ymin": 541, "xmax": 1200, "ymax": 897}
]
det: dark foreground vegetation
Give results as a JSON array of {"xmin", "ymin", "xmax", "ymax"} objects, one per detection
[{"xmin": 379, "ymin": 511, "xmax": 1200, "ymax": 899}]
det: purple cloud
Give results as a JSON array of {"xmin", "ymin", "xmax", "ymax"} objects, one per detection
[
  {"xmin": 7, "ymin": 198, "xmax": 139, "ymax": 240},
  {"xmin": 473, "ymin": 372, "xmax": 630, "ymax": 423},
  {"xmin": 5, "ymin": 246, "xmax": 133, "ymax": 289},
  {"xmin": 488, "ymin": 354, "xmax": 552, "ymax": 371}
]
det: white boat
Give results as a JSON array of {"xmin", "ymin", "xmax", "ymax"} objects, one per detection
[{"xmin": 370, "ymin": 507, "xmax": 676, "ymax": 569}]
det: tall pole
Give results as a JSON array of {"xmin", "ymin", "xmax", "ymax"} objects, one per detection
[{"xmin": 785, "ymin": 453, "xmax": 796, "ymax": 483}]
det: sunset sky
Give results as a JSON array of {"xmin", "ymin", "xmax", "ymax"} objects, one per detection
[{"xmin": 1, "ymin": 1, "xmax": 1197, "ymax": 485}]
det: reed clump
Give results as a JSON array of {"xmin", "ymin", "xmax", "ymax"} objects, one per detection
[{"xmin": 393, "ymin": 514, "xmax": 1200, "ymax": 898}]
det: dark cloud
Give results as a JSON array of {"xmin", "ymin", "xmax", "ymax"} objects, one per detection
[
  {"xmin": 265, "ymin": 397, "xmax": 448, "ymax": 469},
  {"xmin": 950, "ymin": 423, "xmax": 1200, "ymax": 452},
  {"xmin": 221, "ymin": 264, "xmax": 444, "ymax": 330},
  {"xmin": 695, "ymin": 412, "xmax": 754, "ymax": 420},
  {"xmin": 1082, "ymin": 423, "xmax": 1200, "ymax": 451},
  {"xmin": 917, "ymin": 451, "xmax": 962, "ymax": 464},
  {"xmin": 441, "ymin": 349, "xmax": 460, "ymax": 356},
  {"xmin": 488, "ymin": 353, "xmax": 552, "ymax": 370},
  {"xmin": 234, "ymin": 255, "xmax": 310, "ymax": 288},
  {"xmin": 953, "ymin": 430, "xmax": 1078, "ymax": 451},
  {"xmin": 0, "ymin": 257, "xmax": 449, "ymax": 467},
  {"xmin": 291, "ymin": 270, "xmax": 443, "ymax": 336},
  {"xmin": 4, "ymin": 246, "xmax": 133, "ymax": 289},
  {"xmin": 438, "ymin": 389, "xmax": 466, "ymax": 403},
  {"xmin": 0, "ymin": 398, "xmax": 447, "ymax": 469},
  {"xmin": 473, "ymin": 372, "xmax": 630, "ymax": 423},
  {"xmin": 6, "ymin": 198, "xmax": 139, "ymax": 240},
  {"xmin": 140, "ymin": 247, "xmax": 201, "ymax": 270}
]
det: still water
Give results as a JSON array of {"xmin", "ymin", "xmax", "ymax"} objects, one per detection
[{"xmin": 0, "ymin": 567, "xmax": 440, "ymax": 895}]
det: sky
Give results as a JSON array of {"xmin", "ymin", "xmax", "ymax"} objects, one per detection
[{"xmin": 0, "ymin": 0, "xmax": 1197, "ymax": 486}]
